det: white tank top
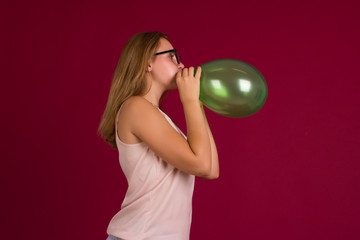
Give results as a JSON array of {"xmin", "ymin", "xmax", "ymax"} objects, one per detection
[{"xmin": 107, "ymin": 105, "xmax": 195, "ymax": 240}]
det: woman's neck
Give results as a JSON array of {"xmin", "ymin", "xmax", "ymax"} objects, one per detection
[{"xmin": 143, "ymin": 91, "xmax": 163, "ymax": 107}]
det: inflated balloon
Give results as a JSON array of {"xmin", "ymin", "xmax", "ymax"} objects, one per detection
[{"xmin": 199, "ymin": 59, "xmax": 267, "ymax": 118}]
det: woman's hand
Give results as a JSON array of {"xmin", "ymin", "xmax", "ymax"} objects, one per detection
[{"xmin": 176, "ymin": 66, "xmax": 202, "ymax": 105}]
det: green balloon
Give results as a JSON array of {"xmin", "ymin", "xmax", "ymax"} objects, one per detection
[{"xmin": 199, "ymin": 59, "xmax": 267, "ymax": 118}]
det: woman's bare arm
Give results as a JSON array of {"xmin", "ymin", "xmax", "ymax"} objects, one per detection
[{"xmin": 118, "ymin": 67, "xmax": 218, "ymax": 178}]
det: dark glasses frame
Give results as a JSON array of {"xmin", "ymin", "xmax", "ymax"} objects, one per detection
[{"xmin": 155, "ymin": 48, "xmax": 181, "ymax": 64}]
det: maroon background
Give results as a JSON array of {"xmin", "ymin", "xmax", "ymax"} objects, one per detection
[{"xmin": 2, "ymin": 0, "xmax": 360, "ymax": 239}]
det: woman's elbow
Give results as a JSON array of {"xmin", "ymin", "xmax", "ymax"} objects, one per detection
[
  {"xmin": 199, "ymin": 169, "xmax": 219, "ymax": 180},
  {"xmin": 192, "ymin": 157, "xmax": 219, "ymax": 179},
  {"xmin": 206, "ymin": 172, "xmax": 219, "ymax": 180}
]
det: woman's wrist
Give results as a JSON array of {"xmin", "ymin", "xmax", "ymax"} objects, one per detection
[{"xmin": 181, "ymin": 99, "xmax": 201, "ymax": 108}]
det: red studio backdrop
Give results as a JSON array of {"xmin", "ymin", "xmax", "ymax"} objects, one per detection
[{"xmin": 2, "ymin": 0, "xmax": 360, "ymax": 239}]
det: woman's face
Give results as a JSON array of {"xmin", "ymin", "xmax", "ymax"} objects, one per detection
[{"xmin": 149, "ymin": 38, "xmax": 184, "ymax": 90}]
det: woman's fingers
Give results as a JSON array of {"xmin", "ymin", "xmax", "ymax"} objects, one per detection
[
  {"xmin": 180, "ymin": 67, "xmax": 197, "ymax": 79},
  {"xmin": 176, "ymin": 69, "xmax": 182, "ymax": 80},
  {"xmin": 188, "ymin": 67, "xmax": 194, "ymax": 78},
  {"xmin": 195, "ymin": 66, "xmax": 201, "ymax": 80},
  {"xmin": 182, "ymin": 68, "xmax": 188, "ymax": 78},
  {"xmin": 176, "ymin": 66, "xmax": 200, "ymax": 104},
  {"xmin": 177, "ymin": 66, "xmax": 199, "ymax": 82}
]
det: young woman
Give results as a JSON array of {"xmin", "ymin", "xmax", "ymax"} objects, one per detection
[{"xmin": 98, "ymin": 31, "xmax": 219, "ymax": 240}]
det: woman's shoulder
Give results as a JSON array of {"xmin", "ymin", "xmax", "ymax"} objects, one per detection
[
  {"xmin": 117, "ymin": 96, "xmax": 160, "ymax": 144},
  {"xmin": 121, "ymin": 96, "xmax": 158, "ymax": 118},
  {"xmin": 123, "ymin": 96, "xmax": 150, "ymax": 108},
  {"xmin": 119, "ymin": 96, "xmax": 173, "ymax": 143}
]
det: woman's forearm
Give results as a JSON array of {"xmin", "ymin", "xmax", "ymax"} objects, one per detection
[
  {"xmin": 201, "ymin": 104, "xmax": 219, "ymax": 179},
  {"xmin": 183, "ymin": 101, "xmax": 212, "ymax": 175}
]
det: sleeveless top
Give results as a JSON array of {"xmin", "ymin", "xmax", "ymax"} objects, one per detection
[{"xmin": 107, "ymin": 105, "xmax": 195, "ymax": 240}]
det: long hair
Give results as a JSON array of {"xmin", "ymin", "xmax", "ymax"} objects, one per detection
[{"xmin": 98, "ymin": 32, "xmax": 169, "ymax": 149}]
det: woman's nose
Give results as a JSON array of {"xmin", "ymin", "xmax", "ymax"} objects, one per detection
[{"xmin": 178, "ymin": 62, "xmax": 184, "ymax": 69}]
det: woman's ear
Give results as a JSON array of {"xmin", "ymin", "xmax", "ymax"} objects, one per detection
[{"xmin": 146, "ymin": 62, "xmax": 152, "ymax": 72}]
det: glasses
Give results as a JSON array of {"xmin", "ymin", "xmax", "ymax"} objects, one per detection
[{"xmin": 155, "ymin": 48, "xmax": 181, "ymax": 65}]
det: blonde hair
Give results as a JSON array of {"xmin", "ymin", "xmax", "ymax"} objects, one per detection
[{"xmin": 98, "ymin": 31, "xmax": 169, "ymax": 149}]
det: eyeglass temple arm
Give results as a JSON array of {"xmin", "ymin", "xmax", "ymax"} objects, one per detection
[{"xmin": 155, "ymin": 49, "xmax": 176, "ymax": 55}]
